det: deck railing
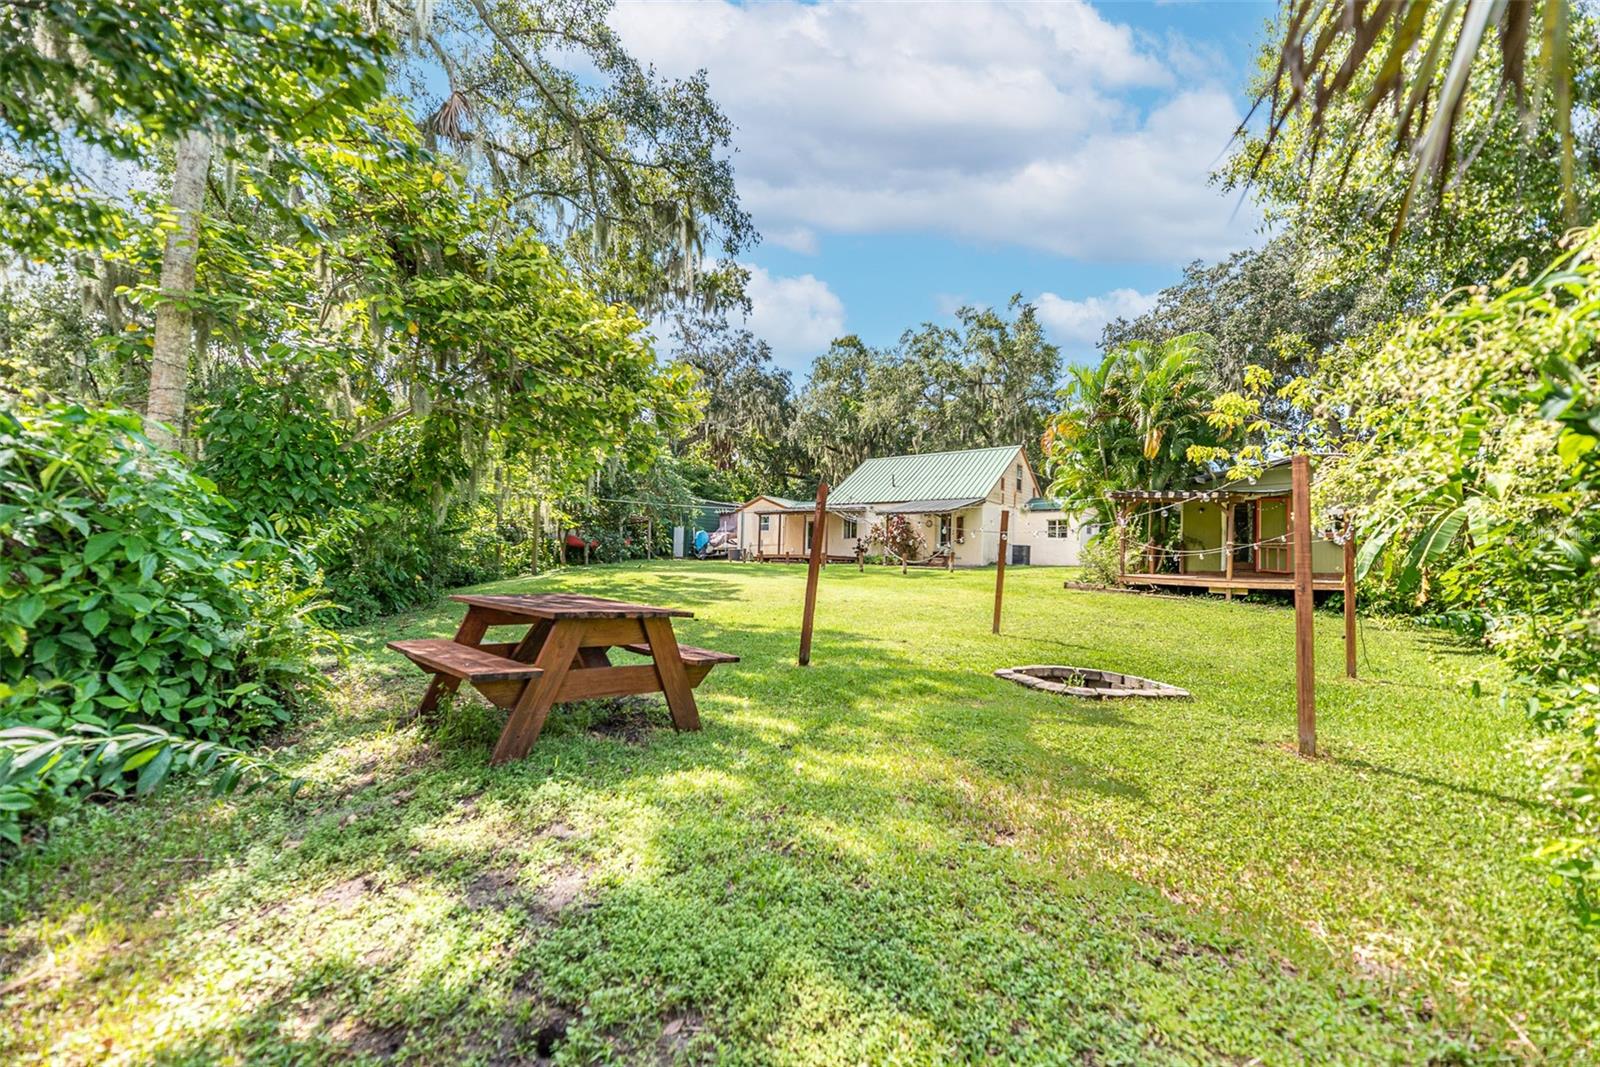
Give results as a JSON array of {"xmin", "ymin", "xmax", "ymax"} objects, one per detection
[{"xmin": 1257, "ymin": 536, "xmax": 1291, "ymax": 572}]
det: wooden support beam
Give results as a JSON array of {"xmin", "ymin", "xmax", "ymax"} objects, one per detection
[
  {"xmin": 798, "ymin": 483, "xmax": 829, "ymax": 666},
  {"xmin": 1223, "ymin": 500, "xmax": 1236, "ymax": 602},
  {"xmin": 1344, "ymin": 524, "xmax": 1357, "ymax": 679},
  {"xmin": 1117, "ymin": 505, "xmax": 1128, "ymax": 577},
  {"xmin": 992, "ymin": 509, "xmax": 1009, "ymax": 634},
  {"xmin": 1292, "ymin": 455, "xmax": 1316, "ymax": 757}
]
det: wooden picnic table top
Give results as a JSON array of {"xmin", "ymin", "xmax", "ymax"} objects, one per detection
[{"xmin": 449, "ymin": 593, "xmax": 694, "ymax": 620}]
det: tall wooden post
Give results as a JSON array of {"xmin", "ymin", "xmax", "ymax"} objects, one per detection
[
  {"xmin": 1117, "ymin": 505, "xmax": 1128, "ymax": 577},
  {"xmin": 798, "ymin": 484, "xmax": 829, "ymax": 666},
  {"xmin": 992, "ymin": 509, "xmax": 1009, "ymax": 634},
  {"xmin": 857, "ymin": 542, "xmax": 865, "ymax": 572},
  {"xmin": 1222, "ymin": 499, "xmax": 1236, "ymax": 601},
  {"xmin": 1291, "ymin": 455, "xmax": 1316, "ymax": 757},
  {"xmin": 1344, "ymin": 524, "xmax": 1357, "ymax": 679}
]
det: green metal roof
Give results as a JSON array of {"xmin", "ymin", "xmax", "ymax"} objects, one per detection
[
  {"xmin": 830, "ymin": 444, "xmax": 1022, "ymax": 505},
  {"xmin": 1023, "ymin": 497, "xmax": 1063, "ymax": 512}
]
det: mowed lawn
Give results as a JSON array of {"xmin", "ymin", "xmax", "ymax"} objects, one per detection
[{"xmin": 2, "ymin": 562, "xmax": 1591, "ymax": 1064}]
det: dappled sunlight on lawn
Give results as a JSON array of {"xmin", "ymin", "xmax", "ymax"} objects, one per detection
[{"xmin": 2, "ymin": 562, "xmax": 1590, "ymax": 1063}]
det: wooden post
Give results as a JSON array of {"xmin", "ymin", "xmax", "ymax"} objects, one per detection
[
  {"xmin": 857, "ymin": 542, "xmax": 865, "ymax": 572},
  {"xmin": 583, "ymin": 538, "xmax": 589, "ymax": 566},
  {"xmin": 1292, "ymin": 455, "xmax": 1316, "ymax": 757},
  {"xmin": 799, "ymin": 483, "xmax": 829, "ymax": 666},
  {"xmin": 1223, "ymin": 499, "xmax": 1235, "ymax": 601},
  {"xmin": 820, "ymin": 513, "xmax": 828, "ymax": 567},
  {"xmin": 1344, "ymin": 523, "xmax": 1357, "ymax": 679},
  {"xmin": 559, "ymin": 527, "xmax": 567, "ymax": 566},
  {"xmin": 992, "ymin": 509, "xmax": 1009, "ymax": 634},
  {"xmin": 647, "ymin": 517, "xmax": 654, "ymax": 560},
  {"xmin": 1117, "ymin": 505, "xmax": 1128, "ymax": 576}
]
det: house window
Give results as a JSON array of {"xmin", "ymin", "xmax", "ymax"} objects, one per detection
[
  {"xmin": 938, "ymin": 514, "xmax": 951, "ymax": 546},
  {"xmin": 955, "ymin": 514, "xmax": 965, "ymax": 544},
  {"xmin": 1016, "ymin": 464, "xmax": 1024, "ymax": 491},
  {"xmin": 759, "ymin": 515, "xmax": 770, "ymax": 532},
  {"xmin": 842, "ymin": 517, "xmax": 858, "ymax": 539},
  {"xmin": 1047, "ymin": 519, "xmax": 1071, "ymax": 539}
]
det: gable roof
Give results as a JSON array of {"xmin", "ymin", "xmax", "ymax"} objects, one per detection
[{"xmin": 830, "ymin": 444, "xmax": 1023, "ymax": 505}]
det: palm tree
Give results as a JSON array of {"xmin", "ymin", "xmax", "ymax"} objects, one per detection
[
  {"xmin": 1251, "ymin": 0, "xmax": 1578, "ymax": 234},
  {"xmin": 1042, "ymin": 333, "xmax": 1218, "ymax": 525}
]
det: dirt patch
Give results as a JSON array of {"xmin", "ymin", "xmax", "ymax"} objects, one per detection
[
  {"xmin": 585, "ymin": 698, "xmax": 669, "ymax": 744},
  {"xmin": 328, "ymin": 1015, "xmax": 407, "ymax": 1059},
  {"xmin": 461, "ymin": 864, "xmax": 589, "ymax": 917},
  {"xmin": 464, "ymin": 866, "xmax": 524, "ymax": 908},
  {"xmin": 315, "ymin": 875, "xmax": 376, "ymax": 912}
]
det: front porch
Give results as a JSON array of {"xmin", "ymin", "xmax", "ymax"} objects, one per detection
[{"xmin": 1107, "ymin": 484, "xmax": 1348, "ymax": 596}]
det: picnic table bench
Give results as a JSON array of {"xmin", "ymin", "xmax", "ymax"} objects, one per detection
[{"xmin": 388, "ymin": 593, "xmax": 738, "ymax": 764}]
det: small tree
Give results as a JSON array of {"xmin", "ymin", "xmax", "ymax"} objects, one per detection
[{"xmin": 867, "ymin": 515, "xmax": 926, "ymax": 561}]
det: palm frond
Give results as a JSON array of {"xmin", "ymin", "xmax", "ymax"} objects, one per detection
[{"xmin": 1251, "ymin": 0, "xmax": 1578, "ymax": 236}]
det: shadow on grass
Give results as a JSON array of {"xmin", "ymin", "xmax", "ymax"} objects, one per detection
[{"xmin": 1330, "ymin": 754, "xmax": 1548, "ymax": 814}]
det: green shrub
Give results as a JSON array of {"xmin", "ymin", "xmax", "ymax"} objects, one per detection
[
  {"xmin": 0, "ymin": 396, "xmax": 338, "ymax": 844},
  {"xmin": 1077, "ymin": 532, "xmax": 1121, "ymax": 586}
]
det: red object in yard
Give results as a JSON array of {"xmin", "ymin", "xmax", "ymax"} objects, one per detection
[{"xmin": 565, "ymin": 534, "xmax": 586, "ymax": 548}]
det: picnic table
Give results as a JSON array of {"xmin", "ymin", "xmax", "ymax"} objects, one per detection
[{"xmin": 388, "ymin": 594, "xmax": 738, "ymax": 764}]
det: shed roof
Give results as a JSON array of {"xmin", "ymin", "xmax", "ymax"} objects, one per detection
[
  {"xmin": 830, "ymin": 444, "xmax": 1021, "ymax": 505},
  {"xmin": 1023, "ymin": 497, "xmax": 1063, "ymax": 512}
]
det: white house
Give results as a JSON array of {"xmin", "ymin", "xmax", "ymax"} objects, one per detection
[{"xmin": 731, "ymin": 444, "xmax": 1088, "ymax": 566}]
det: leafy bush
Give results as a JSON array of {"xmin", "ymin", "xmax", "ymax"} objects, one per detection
[
  {"xmin": 197, "ymin": 378, "xmax": 369, "ymax": 535},
  {"xmin": 1077, "ymin": 532, "xmax": 1121, "ymax": 586},
  {"xmin": 0, "ymin": 396, "xmax": 338, "ymax": 844},
  {"xmin": 1310, "ymin": 231, "xmax": 1600, "ymax": 918}
]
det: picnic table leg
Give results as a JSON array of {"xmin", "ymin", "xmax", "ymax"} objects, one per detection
[
  {"xmin": 415, "ymin": 610, "xmax": 490, "ymax": 721},
  {"xmin": 491, "ymin": 621, "xmax": 582, "ymax": 764},
  {"xmin": 643, "ymin": 617, "xmax": 701, "ymax": 732}
]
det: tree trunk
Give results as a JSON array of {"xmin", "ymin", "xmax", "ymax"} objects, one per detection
[{"xmin": 145, "ymin": 129, "xmax": 214, "ymax": 449}]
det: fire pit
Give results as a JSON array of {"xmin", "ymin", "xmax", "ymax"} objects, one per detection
[{"xmin": 993, "ymin": 665, "xmax": 1189, "ymax": 700}]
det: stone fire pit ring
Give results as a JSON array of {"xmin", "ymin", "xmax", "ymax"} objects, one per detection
[{"xmin": 993, "ymin": 665, "xmax": 1190, "ymax": 700}]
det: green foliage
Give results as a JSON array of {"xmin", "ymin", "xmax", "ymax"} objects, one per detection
[
  {"xmin": 389, "ymin": 0, "xmax": 754, "ymax": 315},
  {"xmin": 0, "ymin": 722, "xmax": 297, "ymax": 846},
  {"xmin": 0, "ymin": 395, "xmax": 338, "ymax": 844},
  {"xmin": 0, "ymin": 0, "xmax": 390, "ymax": 257},
  {"xmin": 1228, "ymin": 6, "xmax": 1600, "ymax": 311},
  {"xmin": 197, "ymin": 377, "xmax": 369, "ymax": 535},
  {"xmin": 1312, "ymin": 230, "xmax": 1600, "ymax": 917},
  {"xmin": 1247, "ymin": 1, "xmax": 1586, "ymax": 241},
  {"xmin": 1042, "ymin": 334, "xmax": 1222, "ymax": 525}
]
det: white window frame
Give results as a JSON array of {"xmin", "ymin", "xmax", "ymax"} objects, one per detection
[
  {"xmin": 1047, "ymin": 519, "xmax": 1071, "ymax": 539},
  {"xmin": 759, "ymin": 515, "xmax": 771, "ymax": 532},
  {"xmin": 1016, "ymin": 464, "xmax": 1024, "ymax": 492},
  {"xmin": 842, "ymin": 517, "xmax": 858, "ymax": 539}
]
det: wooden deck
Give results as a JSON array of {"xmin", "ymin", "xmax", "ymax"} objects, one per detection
[{"xmin": 1115, "ymin": 570, "xmax": 1344, "ymax": 593}]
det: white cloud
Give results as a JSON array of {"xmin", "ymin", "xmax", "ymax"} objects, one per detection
[
  {"xmin": 743, "ymin": 264, "xmax": 845, "ymax": 367},
  {"xmin": 609, "ymin": 1, "xmax": 1258, "ymax": 262},
  {"xmin": 1035, "ymin": 287, "xmax": 1157, "ymax": 347},
  {"xmin": 765, "ymin": 226, "xmax": 820, "ymax": 255}
]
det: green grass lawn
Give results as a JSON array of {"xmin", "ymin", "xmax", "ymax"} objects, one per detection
[{"xmin": 2, "ymin": 562, "xmax": 1592, "ymax": 1064}]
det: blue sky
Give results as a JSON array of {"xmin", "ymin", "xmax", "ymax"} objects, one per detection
[{"xmin": 610, "ymin": 1, "xmax": 1275, "ymax": 376}]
